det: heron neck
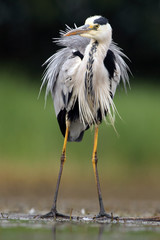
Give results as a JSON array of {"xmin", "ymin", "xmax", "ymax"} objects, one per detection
[
  {"xmin": 84, "ymin": 39, "xmax": 111, "ymax": 101},
  {"xmin": 90, "ymin": 39, "xmax": 111, "ymax": 59}
]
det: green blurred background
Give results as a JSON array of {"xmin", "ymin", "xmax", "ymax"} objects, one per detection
[{"xmin": 0, "ymin": 0, "xmax": 160, "ymax": 213}]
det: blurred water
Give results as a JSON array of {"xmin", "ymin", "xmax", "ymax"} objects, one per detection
[{"xmin": 0, "ymin": 215, "xmax": 160, "ymax": 240}]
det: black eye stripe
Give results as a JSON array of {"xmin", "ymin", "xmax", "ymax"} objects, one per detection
[{"xmin": 94, "ymin": 17, "xmax": 108, "ymax": 25}]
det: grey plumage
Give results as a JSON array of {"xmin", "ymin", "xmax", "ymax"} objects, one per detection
[
  {"xmin": 40, "ymin": 16, "xmax": 131, "ymax": 219},
  {"xmin": 41, "ymin": 16, "xmax": 130, "ymax": 141}
]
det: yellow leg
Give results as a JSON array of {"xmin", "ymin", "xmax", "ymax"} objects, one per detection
[
  {"xmin": 92, "ymin": 125, "xmax": 99, "ymax": 182},
  {"xmin": 52, "ymin": 121, "xmax": 70, "ymax": 209},
  {"xmin": 61, "ymin": 120, "xmax": 70, "ymax": 161},
  {"xmin": 92, "ymin": 125, "xmax": 110, "ymax": 217},
  {"xmin": 41, "ymin": 119, "xmax": 70, "ymax": 218}
]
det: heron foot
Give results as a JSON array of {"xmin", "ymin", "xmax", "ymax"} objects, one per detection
[
  {"xmin": 94, "ymin": 211, "xmax": 119, "ymax": 220},
  {"xmin": 40, "ymin": 209, "xmax": 72, "ymax": 219}
]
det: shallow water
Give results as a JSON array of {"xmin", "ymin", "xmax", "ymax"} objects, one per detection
[
  {"xmin": 1, "ymin": 222, "xmax": 160, "ymax": 240},
  {"xmin": 0, "ymin": 195, "xmax": 160, "ymax": 240},
  {"xmin": 0, "ymin": 213, "xmax": 160, "ymax": 240}
]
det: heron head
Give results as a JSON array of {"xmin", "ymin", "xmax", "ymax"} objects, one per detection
[{"xmin": 64, "ymin": 15, "xmax": 112, "ymax": 43}]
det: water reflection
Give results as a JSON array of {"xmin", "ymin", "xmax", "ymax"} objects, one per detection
[
  {"xmin": 52, "ymin": 224, "xmax": 56, "ymax": 240},
  {"xmin": 52, "ymin": 222, "xmax": 115, "ymax": 240},
  {"xmin": 97, "ymin": 225, "xmax": 104, "ymax": 240},
  {"xmin": 51, "ymin": 221, "xmax": 160, "ymax": 240},
  {"xmin": 0, "ymin": 217, "xmax": 159, "ymax": 240}
]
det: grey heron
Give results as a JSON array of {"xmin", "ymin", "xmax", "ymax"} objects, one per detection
[{"xmin": 40, "ymin": 15, "xmax": 129, "ymax": 219}]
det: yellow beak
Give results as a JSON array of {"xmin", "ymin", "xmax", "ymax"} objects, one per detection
[{"xmin": 64, "ymin": 24, "xmax": 93, "ymax": 37}]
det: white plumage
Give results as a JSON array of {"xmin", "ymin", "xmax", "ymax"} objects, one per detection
[
  {"xmin": 41, "ymin": 15, "xmax": 129, "ymax": 141},
  {"xmin": 40, "ymin": 15, "xmax": 130, "ymax": 220}
]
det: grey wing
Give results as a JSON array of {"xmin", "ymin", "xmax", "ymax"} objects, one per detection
[
  {"xmin": 40, "ymin": 47, "xmax": 73, "ymax": 107},
  {"xmin": 104, "ymin": 42, "xmax": 130, "ymax": 98},
  {"xmin": 40, "ymin": 26, "xmax": 89, "ymax": 108},
  {"xmin": 40, "ymin": 31, "xmax": 89, "ymax": 141}
]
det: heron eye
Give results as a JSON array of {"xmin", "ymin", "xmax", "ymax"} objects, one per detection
[{"xmin": 94, "ymin": 24, "xmax": 99, "ymax": 30}]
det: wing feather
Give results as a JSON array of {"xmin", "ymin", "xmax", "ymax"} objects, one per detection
[
  {"xmin": 110, "ymin": 42, "xmax": 130, "ymax": 90},
  {"xmin": 41, "ymin": 26, "xmax": 129, "ymax": 105},
  {"xmin": 40, "ymin": 25, "xmax": 130, "ymax": 141},
  {"xmin": 103, "ymin": 42, "xmax": 130, "ymax": 98}
]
